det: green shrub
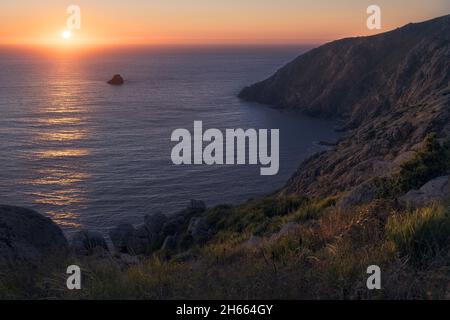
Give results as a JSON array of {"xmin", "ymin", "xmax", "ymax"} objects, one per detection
[
  {"xmin": 375, "ymin": 134, "xmax": 450, "ymax": 199},
  {"xmin": 211, "ymin": 196, "xmax": 309, "ymax": 235},
  {"xmin": 289, "ymin": 197, "xmax": 336, "ymax": 222},
  {"xmin": 398, "ymin": 135, "xmax": 450, "ymax": 189},
  {"xmin": 386, "ymin": 205, "xmax": 450, "ymax": 265},
  {"xmin": 259, "ymin": 196, "xmax": 309, "ymax": 217}
]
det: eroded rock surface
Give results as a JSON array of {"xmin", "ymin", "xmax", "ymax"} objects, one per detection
[{"xmin": 400, "ymin": 176, "xmax": 450, "ymax": 207}]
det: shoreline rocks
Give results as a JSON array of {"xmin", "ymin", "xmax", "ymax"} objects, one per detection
[
  {"xmin": 108, "ymin": 200, "xmax": 208, "ymax": 256},
  {"xmin": 1, "ymin": 200, "xmax": 210, "ymax": 261},
  {"xmin": 187, "ymin": 217, "xmax": 209, "ymax": 242},
  {"xmin": 109, "ymin": 223, "xmax": 136, "ymax": 253},
  {"xmin": 70, "ymin": 230, "xmax": 109, "ymax": 256}
]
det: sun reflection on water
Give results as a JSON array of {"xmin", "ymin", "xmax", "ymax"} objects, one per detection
[
  {"xmin": 25, "ymin": 65, "xmax": 92, "ymax": 231},
  {"xmin": 33, "ymin": 148, "xmax": 90, "ymax": 158},
  {"xmin": 38, "ymin": 130, "xmax": 88, "ymax": 142},
  {"xmin": 37, "ymin": 117, "xmax": 85, "ymax": 125},
  {"xmin": 46, "ymin": 210, "xmax": 82, "ymax": 228},
  {"xmin": 41, "ymin": 107, "xmax": 86, "ymax": 113},
  {"xmin": 23, "ymin": 168, "xmax": 90, "ymax": 186},
  {"xmin": 30, "ymin": 188, "xmax": 86, "ymax": 206}
]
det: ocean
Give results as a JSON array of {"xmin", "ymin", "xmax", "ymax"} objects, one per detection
[{"xmin": 0, "ymin": 45, "xmax": 337, "ymax": 235}]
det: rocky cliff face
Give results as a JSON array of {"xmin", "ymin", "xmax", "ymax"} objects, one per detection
[{"xmin": 239, "ymin": 15, "xmax": 450, "ymax": 200}]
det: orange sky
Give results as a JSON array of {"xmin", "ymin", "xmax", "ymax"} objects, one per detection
[{"xmin": 0, "ymin": 0, "xmax": 449, "ymax": 47}]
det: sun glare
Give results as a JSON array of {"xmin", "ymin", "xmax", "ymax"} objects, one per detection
[{"xmin": 61, "ymin": 30, "xmax": 72, "ymax": 40}]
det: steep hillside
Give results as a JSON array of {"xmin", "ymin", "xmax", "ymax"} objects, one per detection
[{"xmin": 240, "ymin": 15, "xmax": 450, "ymax": 200}]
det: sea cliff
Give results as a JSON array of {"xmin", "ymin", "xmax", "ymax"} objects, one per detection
[{"xmin": 240, "ymin": 15, "xmax": 450, "ymax": 201}]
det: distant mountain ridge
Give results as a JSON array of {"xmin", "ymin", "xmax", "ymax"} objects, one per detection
[{"xmin": 240, "ymin": 15, "xmax": 450, "ymax": 199}]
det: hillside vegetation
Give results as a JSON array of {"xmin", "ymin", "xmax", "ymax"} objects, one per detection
[{"xmin": 1, "ymin": 184, "xmax": 449, "ymax": 299}]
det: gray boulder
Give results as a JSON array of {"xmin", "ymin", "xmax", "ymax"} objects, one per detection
[
  {"xmin": 130, "ymin": 225, "xmax": 155, "ymax": 254},
  {"xmin": 109, "ymin": 213, "xmax": 168, "ymax": 255},
  {"xmin": 161, "ymin": 215, "xmax": 186, "ymax": 236},
  {"xmin": 109, "ymin": 223, "xmax": 136, "ymax": 253},
  {"xmin": 270, "ymin": 222, "xmax": 298, "ymax": 241},
  {"xmin": 243, "ymin": 235, "xmax": 263, "ymax": 249},
  {"xmin": 0, "ymin": 205, "xmax": 68, "ymax": 266},
  {"xmin": 136, "ymin": 212, "xmax": 170, "ymax": 252},
  {"xmin": 187, "ymin": 217, "xmax": 209, "ymax": 241},
  {"xmin": 337, "ymin": 181, "xmax": 377, "ymax": 207},
  {"xmin": 400, "ymin": 176, "xmax": 450, "ymax": 207},
  {"xmin": 70, "ymin": 230, "xmax": 109, "ymax": 256}
]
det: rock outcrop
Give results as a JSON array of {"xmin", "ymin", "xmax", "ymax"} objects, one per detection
[
  {"xmin": 399, "ymin": 176, "xmax": 450, "ymax": 207},
  {"xmin": 107, "ymin": 74, "xmax": 124, "ymax": 85},
  {"xmin": 161, "ymin": 235, "xmax": 177, "ymax": 251},
  {"xmin": 144, "ymin": 212, "xmax": 168, "ymax": 234},
  {"xmin": 239, "ymin": 15, "xmax": 450, "ymax": 198},
  {"xmin": 109, "ymin": 223, "xmax": 136, "ymax": 253},
  {"xmin": 187, "ymin": 217, "xmax": 209, "ymax": 242},
  {"xmin": 108, "ymin": 200, "xmax": 208, "ymax": 255},
  {"xmin": 70, "ymin": 230, "xmax": 109, "ymax": 256},
  {"xmin": 337, "ymin": 182, "xmax": 378, "ymax": 208},
  {"xmin": 0, "ymin": 205, "xmax": 68, "ymax": 266}
]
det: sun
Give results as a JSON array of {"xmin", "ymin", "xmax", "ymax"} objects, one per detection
[{"xmin": 61, "ymin": 30, "xmax": 72, "ymax": 40}]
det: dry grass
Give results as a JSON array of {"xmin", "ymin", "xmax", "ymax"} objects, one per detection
[{"xmin": 1, "ymin": 197, "xmax": 449, "ymax": 300}]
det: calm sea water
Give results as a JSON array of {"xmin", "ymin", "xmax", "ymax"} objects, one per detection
[{"xmin": 0, "ymin": 46, "xmax": 337, "ymax": 235}]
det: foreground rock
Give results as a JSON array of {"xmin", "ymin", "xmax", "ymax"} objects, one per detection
[
  {"xmin": 399, "ymin": 176, "xmax": 450, "ymax": 207},
  {"xmin": 109, "ymin": 223, "xmax": 140, "ymax": 254},
  {"xmin": 0, "ymin": 205, "xmax": 68, "ymax": 266},
  {"xmin": 107, "ymin": 74, "xmax": 124, "ymax": 85},
  {"xmin": 187, "ymin": 217, "xmax": 209, "ymax": 242},
  {"xmin": 108, "ymin": 200, "xmax": 208, "ymax": 255},
  {"xmin": 161, "ymin": 235, "xmax": 177, "ymax": 251},
  {"xmin": 144, "ymin": 212, "xmax": 168, "ymax": 234},
  {"xmin": 109, "ymin": 213, "xmax": 169, "ymax": 255},
  {"xmin": 337, "ymin": 182, "xmax": 377, "ymax": 207},
  {"xmin": 70, "ymin": 230, "xmax": 109, "ymax": 256}
]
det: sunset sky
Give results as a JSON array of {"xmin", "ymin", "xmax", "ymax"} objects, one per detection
[{"xmin": 0, "ymin": 0, "xmax": 449, "ymax": 46}]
